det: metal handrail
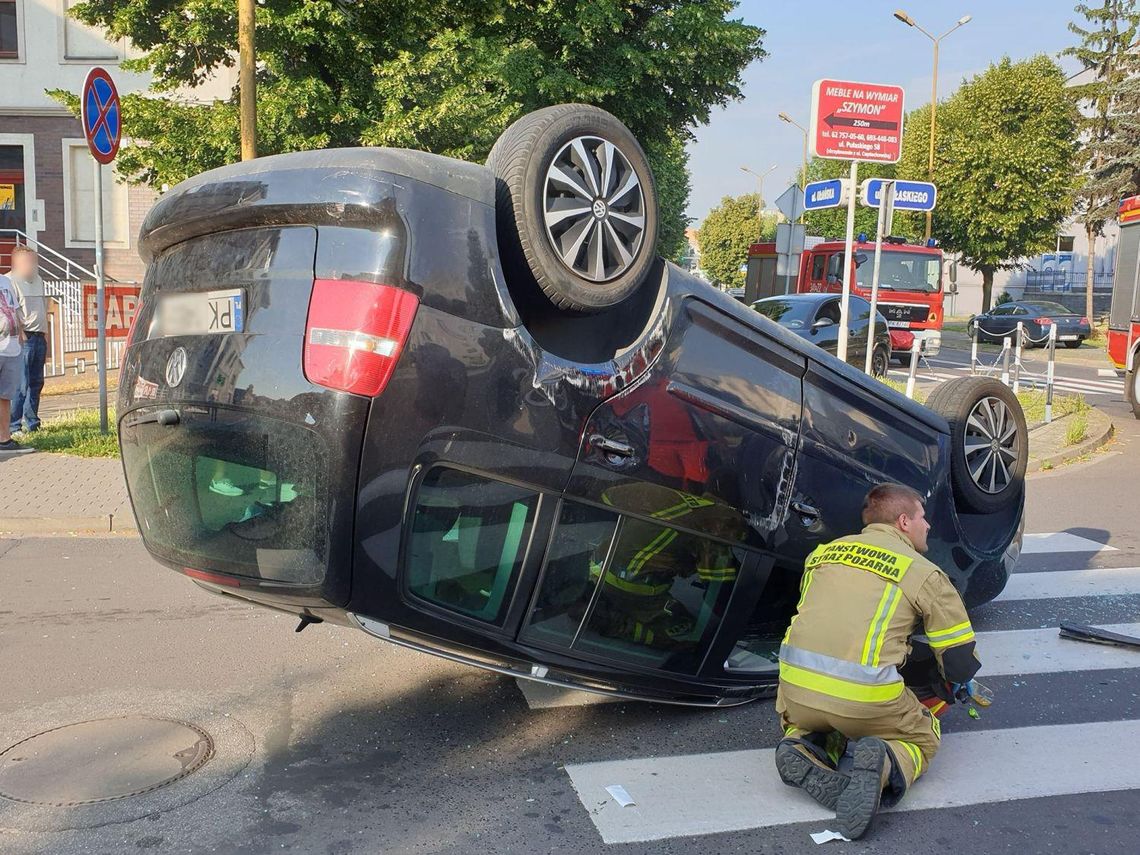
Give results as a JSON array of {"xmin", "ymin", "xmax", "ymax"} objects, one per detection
[{"xmin": 0, "ymin": 229, "xmax": 105, "ymax": 282}]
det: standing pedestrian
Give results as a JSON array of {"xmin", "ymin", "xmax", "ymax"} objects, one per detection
[
  {"xmin": 0, "ymin": 267, "xmax": 26, "ymax": 451},
  {"xmin": 6, "ymin": 246, "xmax": 47, "ymax": 434}
]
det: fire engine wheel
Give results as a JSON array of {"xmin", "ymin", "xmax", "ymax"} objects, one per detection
[
  {"xmin": 925, "ymin": 377, "xmax": 1028, "ymax": 515},
  {"xmin": 1127, "ymin": 365, "xmax": 1140, "ymax": 419},
  {"xmin": 487, "ymin": 104, "xmax": 659, "ymax": 313}
]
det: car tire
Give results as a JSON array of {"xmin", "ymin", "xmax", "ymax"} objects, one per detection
[
  {"xmin": 487, "ymin": 104, "xmax": 659, "ymax": 313},
  {"xmin": 925, "ymin": 377, "xmax": 1028, "ymax": 515},
  {"xmin": 871, "ymin": 346, "xmax": 889, "ymax": 378}
]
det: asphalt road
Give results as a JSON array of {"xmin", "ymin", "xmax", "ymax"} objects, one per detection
[{"xmin": 1, "ymin": 370, "xmax": 1138, "ymax": 854}]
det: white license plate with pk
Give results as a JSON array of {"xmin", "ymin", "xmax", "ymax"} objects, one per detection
[
  {"xmin": 1059, "ymin": 334, "xmax": 1079, "ymax": 341},
  {"xmin": 887, "ymin": 320, "xmax": 911, "ymax": 329},
  {"xmin": 160, "ymin": 290, "xmax": 245, "ymax": 336}
]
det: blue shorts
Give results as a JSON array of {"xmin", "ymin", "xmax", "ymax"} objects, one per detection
[{"xmin": 0, "ymin": 354, "xmax": 21, "ymax": 401}]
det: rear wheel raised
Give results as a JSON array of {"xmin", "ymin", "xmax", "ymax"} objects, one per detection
[
  {"xmin": 487, "ymin": 104, "xmax": 659, "ymax": 313},
  {"xmin": 925, "ymin": 377, "xmax": 1028, "ymax": 514}
]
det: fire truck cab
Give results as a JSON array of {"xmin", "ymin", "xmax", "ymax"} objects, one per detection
[
  {"xmin": 798, "ymin": 237, "xmax": 943, "ymax": 360},
  {"xmin": 1107, "ymin": 196, "xmax": 1140, "ymax": 419}
]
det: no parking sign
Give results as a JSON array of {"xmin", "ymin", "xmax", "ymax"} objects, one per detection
[{"xmin": 81, "ymin": 67, "xmax": 121, "ymax": 164}]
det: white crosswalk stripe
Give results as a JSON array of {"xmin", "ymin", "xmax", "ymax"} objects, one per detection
[
  {"xmin": 565, "ymin": 721, "xmax": 1140, "ymax": 844},
  {"xmin": 544, "ymin": 531, "xmax": 1140, "ymax": 842},
  {"xmin": 887, "ymin": 363, "xmax": 1124, "ymax": 398}
]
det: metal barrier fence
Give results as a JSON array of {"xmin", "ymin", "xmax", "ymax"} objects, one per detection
[
  {"xmin": 968, "ymin": 319, "xmax": 1061, "ymax": 422},
  {"xmin": 42, "ymin": 279, "xmax": 127, "ymax": 378}
]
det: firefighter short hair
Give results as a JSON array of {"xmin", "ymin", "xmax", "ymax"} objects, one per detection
[{"xmin": 862, "ymin": 483, "xmax": 924, "ymax": 526}]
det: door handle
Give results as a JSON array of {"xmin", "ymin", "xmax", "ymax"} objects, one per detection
[
  {"xmin": 589, "ymin": 434, "xmax": 635, "ymax": 458},
  {"xmin": 791, "ymin": 500, "xmax": 821, "ymax": 521}
]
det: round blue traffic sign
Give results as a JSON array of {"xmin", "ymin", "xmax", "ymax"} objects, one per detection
[{"xmin": 81, "ymin": 67, "xmax": 121, "ymax": 164}]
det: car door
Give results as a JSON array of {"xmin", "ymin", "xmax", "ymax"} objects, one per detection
[
  {"xmin": 518, "ymin": 296, "xmax": 806, "ymax": 678},
  {"xmin": 846, "ymin": 296, "xmax": 873, "ymax": 368}
]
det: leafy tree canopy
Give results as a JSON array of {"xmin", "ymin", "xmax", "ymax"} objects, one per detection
[
  {"xmin": 697, "ymin": 193, "xmax": 776, "ymax": 288},
  {"xmin": 52, "ymin": 0, "xmax": 765, "ymax": 260},
  {"xmin": 897, "ymin": 56, "xmax": 1079, "ymax": 311}
]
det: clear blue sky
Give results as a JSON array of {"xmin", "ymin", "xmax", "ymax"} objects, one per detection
[{"xmin": 686, "ymin": 0, "xmax": 1083, "ymax": 224}]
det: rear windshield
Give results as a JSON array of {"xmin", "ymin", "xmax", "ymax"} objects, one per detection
[
  {"xmin": 120, "ymin": 407, "xmax": 329, "ymax": 583},
  {"xmin": 1023, "ymin": 301, "xmax": 1074, "ymax": 315}
]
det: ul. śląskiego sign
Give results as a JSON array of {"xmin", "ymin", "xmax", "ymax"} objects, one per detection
[{"xmin": 810, "ymin": 79, "xmax": 905, "ymax": 163}]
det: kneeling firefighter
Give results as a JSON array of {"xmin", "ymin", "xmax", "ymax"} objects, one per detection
[{"xmin": 774, "ymin": 482, "xmax": 981, "ymax": 839}]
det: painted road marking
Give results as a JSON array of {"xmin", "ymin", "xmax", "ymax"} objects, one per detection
[
  {"xmin": 996, "ymin": 566, "xmax": 1140, "ymax": 601},
  {"xmin": 1098, "ymin": 368, "xmax": 1120, "ymax": 377},
  {"xmin": 1021, "ymin": 532, "xmax": 1117, "ymax": 554},
  {"xmin": 565, "ymin": 720, "xmax": 1140, "ymax": 844}
]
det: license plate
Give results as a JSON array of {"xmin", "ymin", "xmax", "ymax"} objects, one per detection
[
  {"xmin": 887, "ymin": 320, "xmax": 911, "ymax": 329},
  {"xmin": 160, "ymin": 290, "xmax": 244, "ymax": 336},
  {"xmin": 1059, "ymin": 334, "xmax": 1079, "ymax": 341}
]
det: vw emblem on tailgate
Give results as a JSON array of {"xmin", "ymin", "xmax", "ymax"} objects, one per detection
[{"xmin": 165, "ymin": 347, "xmax": 188, "ymax": 387}]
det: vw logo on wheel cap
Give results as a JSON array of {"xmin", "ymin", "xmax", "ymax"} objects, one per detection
[{"xmin": 165, "ymin": 347, "xmax": 188, "ymax": 387}]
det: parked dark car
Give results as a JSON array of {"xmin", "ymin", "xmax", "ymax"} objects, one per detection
[
  {"xmin": 969, "ymin": 300, "xmax": 1092, "ymax": 348},
  {"xmin": 118, "ymin": 105, "xmax": 1026, "ymax": 707},
  {"xmin": 752, "ymin": 293, "xmax": 892, "ymax": 377}
]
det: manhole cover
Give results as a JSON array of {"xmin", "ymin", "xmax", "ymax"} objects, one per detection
[{"xmin": 0, "ymin": 716, "xmax": 213, "ymax": 806}]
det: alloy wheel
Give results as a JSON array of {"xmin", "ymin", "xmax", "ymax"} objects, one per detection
[
  {"xmin": 963, "ymin": 396, "xmax": 1019, "ymax": 494},
  {"xmin": 543, "ymin": 135, "xmax": 646, "ymax": 282}
]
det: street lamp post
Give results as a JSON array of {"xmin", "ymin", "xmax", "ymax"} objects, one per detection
[
  {"xmin": 740, "ymin": 164, "xmax": 777, "ymax": 239},
  {"xmin": 893, "ymin": 9, "xmax": 971, "ymax": 241},
  {"xmin": 778, "ymin": 112, "xmax": 809, "ymax": 224}
]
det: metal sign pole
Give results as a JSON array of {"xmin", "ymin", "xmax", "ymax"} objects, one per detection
[
  {"xmin": 1045, "ymin": 322, "xmax": 1057, "ymax": 423},
  {"xmin": 837, "ymin": 160, "xmax": 858, "ymax": 363},
  {"xmin": 93, "ymin": 158, "xmax": 108, "ymax": 433},
  {"xmin": 865, "ymin": 180, "xmax": 895, "ymax": 374}
]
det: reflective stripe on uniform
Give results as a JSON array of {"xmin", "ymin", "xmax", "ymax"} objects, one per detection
[
  {"xmin": 783, "ymin": 567, "xmax": 817, "ymax": 643},
  {"xmin": 628, "ymin": 527, "xmax": 679, "ymax": 575},
  {"xmin": 779, "ymin": 661, "xmax": 905, "ymax": 703},
  {"xmin": 589, "ymin": 562, "xmax": 671, "ymax": 596},
  {"xmin": 805, "ymin": 540, "xmax": 914, "ymax": 583},
  {"xmin": 861, "ymin": 583, "xmax": 902, "ymax": 667},
  {"xmin": 898, "ymin": 740, "xmax": 924, "ymax": 778},
  {"xmin": 781, "ymin": 643, "xmax": 902, "ymax": 687},
  {"xmin": 926, "ymin": 619, "xmax": 975, "ymax": 649}
]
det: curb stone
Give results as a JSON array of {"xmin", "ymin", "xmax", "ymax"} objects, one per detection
[
  {"xmin": 0, "ymin": 512, "xmax": 138, "ymax": 535},
  {"xmin": 1026, "ymin": 407, "xmax": 1114, "ymax": 474}
]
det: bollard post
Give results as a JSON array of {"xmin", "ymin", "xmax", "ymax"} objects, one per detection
[
  {"xmin": 1045, "ymin": 322, "xmax": 1057, "ymax": 423},
  {"xmin": 1001, "ymin": 337, "xmax": 1012, "ymax": 386},
  {"xmin": 970, "ymin": 322, "xmax": 978, "ymax": 376},
  {"xmin": 905, "ymin": 338, "xmax": 921, "ymax": 399},
  {"xmin": 1013, "ymin": 321, "xmax": 1024, "ymax": 394}
]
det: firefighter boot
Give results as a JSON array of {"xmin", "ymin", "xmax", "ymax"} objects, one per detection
[
  {"xmin": 774, "ymin": 737, "xmax": 850, "ymax": 811},
  {"xmin": 835, "ymin": 736, "xmax": 892, "ymax": 840}
]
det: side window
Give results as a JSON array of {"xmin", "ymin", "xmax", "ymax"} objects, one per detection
[
  {"xmin": 826, "ymin": 254, "xmax": 842, "ymax": 282},
  {"xmin": 407, "ymin": 468, "xmax": 540, "ymax": 625},
  {"xmin": 852, "ymin": 298, "xmax": 872, "ymax": 322},
  {"xmin": 811, "ymin": 254, "xmax": 826, "ymax": 281},
  {"xmin": 990, "ymin": 305, "xmax": 1011, "ymax": 316},
  {"xmin": 817, "ymin": 299, "xmax": 841, "ymax": 324},
  {"xmin": 1011, "ymin": 305, "xmax": 1029, "ymax": 316}
]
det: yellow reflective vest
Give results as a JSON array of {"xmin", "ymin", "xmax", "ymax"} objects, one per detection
[{"xmin": 779, "ymin": 523, "xmax": 981, "ymax": 707}]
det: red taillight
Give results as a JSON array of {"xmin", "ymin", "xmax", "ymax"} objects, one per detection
[
  {"xmin": 1080, "ymin": 316, "xmax": 1090, "ymax": 325},
  {"xmin": 1033, "ymin": 317, "xmax": 1053, "ymax": 325},
  {"xmin": 183, "ymin": 567, "xmax": 241, "ymax": 587},
  {"xmin": 303, "ymin": 279, "xmax": 419, "ymax": 396}
]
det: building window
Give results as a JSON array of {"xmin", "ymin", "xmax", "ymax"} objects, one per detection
[
  {"xmin": 0, "ymin": 0, "xmax": 18, "ymax": 59},
  {"xmin": 62, "ymin": 140, "xmax": 129, "ymax": 248},
  {"xmin": 62, "ymin": 0, "xmax": 121, "ymax": 60}
]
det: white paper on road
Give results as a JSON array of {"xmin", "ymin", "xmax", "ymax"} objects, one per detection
[
  {"xmin": 605, "ymin": 784, "xmax": 636, "ymax": 807},
  {"xmin": 996, "ymin": 567, "xmax": 1140, "ymax": 601},
  {"xmin": 1020, "ymin": 532, "xmax": 1117, "ymax": 554},
  {"xmin": 566, "ymin": 720, "xmax": 1140, "ymax": 844},
  {"xmin": 810, "ymin": 829, "xmax": 851, "ymax": 844}
]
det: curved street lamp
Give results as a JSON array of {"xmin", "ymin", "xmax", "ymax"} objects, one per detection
[
  {"xmin": 740, "ymin": 164, "xmax": 778, "ymax": 238},
  {"xmin": 778, "ymin": 112, "xmax": 809, "ymax": 223},
  {"xmin": 893, "ymin": 10, "xmax": 972, "ymax": 240}
]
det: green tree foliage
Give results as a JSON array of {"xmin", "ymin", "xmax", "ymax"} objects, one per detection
[
  {"xmin": 897, "ymin": 57, "xmax": 1079, "ymax": 311},
  {"xmin": 1063, "ymin": 0, "xmax": 1140, "ymax": 318},
  {"xmin": 52, "ymin": 0, "xmax": 765, "ymax": 260},
  {"xmin": 697, "ymin": 193, "xmax": 777, "ymax": 288}
]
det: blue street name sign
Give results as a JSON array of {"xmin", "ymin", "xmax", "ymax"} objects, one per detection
[
  {"xmin": 803, "ymin": 178, "xmax": 846, "ymax": 211},
  {"xmin": 861, "ymin": 178, "xmax": 937, "ymax": 211}
]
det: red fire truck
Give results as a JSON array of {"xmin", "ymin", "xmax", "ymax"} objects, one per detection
[
  {"xmin": 746, "ymin": 237, "xmax": 944, "ymax": 361},
  {"xmin": 1107, "ymin": 196, "xmax": 1140, "ymax": 418}
]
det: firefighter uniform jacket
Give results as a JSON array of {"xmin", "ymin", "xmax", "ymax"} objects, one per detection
[{"xmin": 780, "ymin": 523, "xmax": 981, "ymax": 709}]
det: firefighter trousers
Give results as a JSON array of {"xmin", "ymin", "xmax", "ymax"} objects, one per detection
[{"xmin": 776, "ymin": 685, "xmax": 941, "ymax": 791}]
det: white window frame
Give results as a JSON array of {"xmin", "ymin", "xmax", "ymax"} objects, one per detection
[
  {"xmin": 57, "ymin": 0, "xmax": 124, "ymax": 63},
  {"xmin": 0, "ymin": 132, "xmax": 39, "ymax": 238},
  {"xmin": 0, "ymin": 0, "xmax": 25, "ymax": 64},
  {"xmin": 61, "ymin": 138, "xmax": 130, "ymax": 250}
]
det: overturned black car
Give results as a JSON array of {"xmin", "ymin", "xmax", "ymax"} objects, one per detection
[{"xmin": 118, "ymin": 105, "xmax": 1025, "ymax": 706}]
